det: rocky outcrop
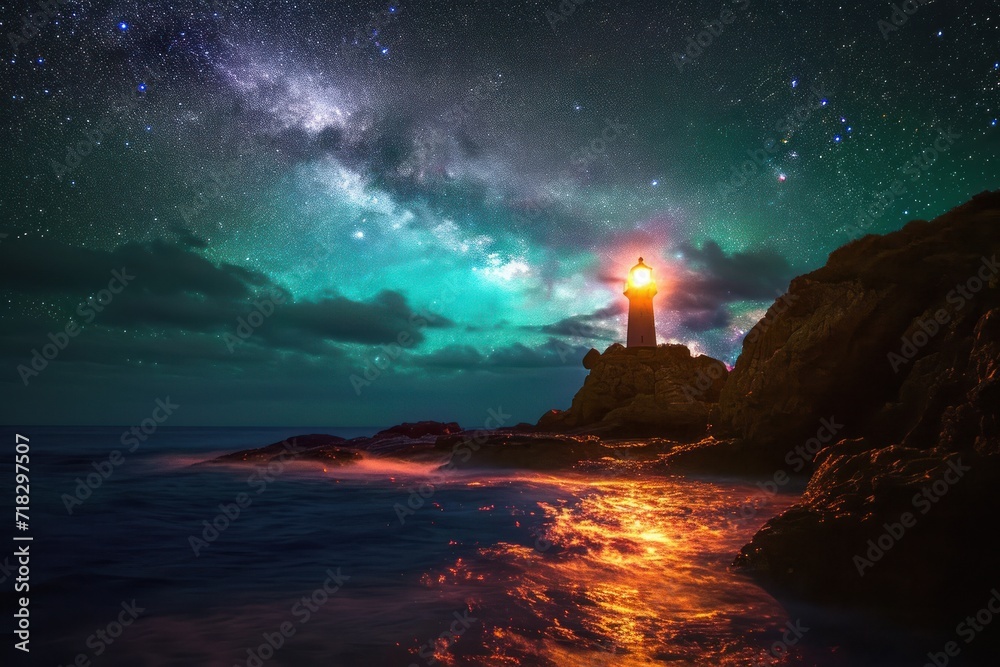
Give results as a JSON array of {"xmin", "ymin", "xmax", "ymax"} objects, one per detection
[
  {"xmin": 431, "ymin": 430, "xmax": 678, "ymax": 470},
  {"xmin": 723, "ymin": 190, "xmax": 1000, "ymax": 639},
  {"xmin": 436, "ymin": 432, "xmax": 604, "ymax": 469},
  {"xmin": 536, "ymin": 343, "xmax": 728, "ymax": 438},
  {"xmin": 712, "ymin": 190, "xmax": 1000, "ymax": 464},
  {"xmin": 734, "ymin": 440, "xmax": 1000, "ymax": 633},
  {"xmin": 209, "ymin": 434, "xmax": 357, "ymax": 464},
  {"xmin": 375, "ymin": 421, "xmax": 462, "ymax": 439},
  {"xmin": 208, "ymin": 421, "xmax": 680, "ymax": 471},
  {"xmin": 205, "ymin": 423, "xmax": 464, "ymax": 465}
]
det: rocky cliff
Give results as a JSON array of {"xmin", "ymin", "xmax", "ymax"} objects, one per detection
[
  {"xmin": 716, "ymin": 190, "xmax": 1000, "ymax": 459},
  {"xmin": 721, "ymin": 190, "xmax": 1000, "ymax": 638},
  {"xmin": 536, "ymin": 342, "xmax": 728, "ymax": 438}
]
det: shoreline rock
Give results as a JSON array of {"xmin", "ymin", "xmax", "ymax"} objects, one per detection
[
  {"xmin": 536, "ymin": 342, "xmax": 728, "ymax": 439},
  {"xmin": 719, "ymin": 190, "xmax": 1000, "ymax": 641},
  {"xmin": 207, "ymin": 424, "xmax": 682, "ymax": 472}
]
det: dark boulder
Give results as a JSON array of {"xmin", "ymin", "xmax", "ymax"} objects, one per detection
[
  {"xmin": 373, "ymin": 421, "xmax": 462, "ymax": 439},
  {"xmin": 208, "ymin": 434, "xmax": 350, "ymax": 464}
]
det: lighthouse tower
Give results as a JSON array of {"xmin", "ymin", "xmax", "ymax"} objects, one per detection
[{"xmin": 624, "ymin": 257, "xmax": 657, "ymax": 347}]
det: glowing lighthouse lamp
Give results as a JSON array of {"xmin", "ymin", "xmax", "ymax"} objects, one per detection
[{"xmin": 624, "ymin": 257, "xmax": 657, "ymax": 347}]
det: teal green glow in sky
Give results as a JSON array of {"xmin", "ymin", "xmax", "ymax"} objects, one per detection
[{"xmin": 2, "ymin": 0, "xmax": 997, "ymax": 425}]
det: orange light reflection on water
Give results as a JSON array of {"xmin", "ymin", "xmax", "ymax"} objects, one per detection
[{"xmin": 432, "ymin": 475, "xmax": 803, "ymax": 666}]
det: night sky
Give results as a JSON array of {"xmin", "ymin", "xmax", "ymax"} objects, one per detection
[{"xmin": 1, "ymin": 0, "xmax": 997, "ymax": 427}]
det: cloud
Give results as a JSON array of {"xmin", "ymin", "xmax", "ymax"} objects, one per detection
[
  {"xmin": 673, "ymin": 240, "xmax": 795, "ymax": 304},
  {"xmin": 0, "ymin": 239, "xmax": 452, "ymax": 360},
  {"xmin": 532, "ymin": 304, "xmax": 623, "ymax": 340},
  {"xmin": 665, "ymin": 240, "xmax": 796, "ymax": 331},
  {"xmin": 0, "ymin": 237, "xmax": 266, "ymax": 299},
  {"xmin": 678, "ymin": 308, "xmax": 732, "ymax": 332},
  {"xmin": 0, "ymin": 326, "xmax": 309, "ymax": 369},
  {"xmin": 271, "ymin": 291, "xmax": 452, "ymax": 346}
]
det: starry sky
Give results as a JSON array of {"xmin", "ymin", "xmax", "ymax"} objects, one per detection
[{"xmin": 1, "ymin": 0, "xmax": 997, "ymax": 427}]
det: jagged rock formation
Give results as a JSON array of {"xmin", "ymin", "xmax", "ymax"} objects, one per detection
[
  {"xmin": 377, "ymin": 421, "xmax": 462, "ymax": 439},
  {"xmin": 734, "ymin": 441, "xmax": 1000, "ymax": 635},
  {"xmin": 714, "ymin": 190, "xmax": 1000, "ymax": 461},
  {"xmin": 535, "ymin": 343, "xmax": 728, "ymax": 438},
  {"xmin": 209, "ymin": 433, "xmax": 360, "ymax": 464},
  {"xmin": 435, "ymin": 431, "xmax": 613, "ymax": 470},
  {"xmin": 206, "ymin": 422, "xmax": 463, "ymax": 465},
  {"xmin": 722, "ymin": 190, "xmax": 1000, "ymax": 638},
  {"xmin": 209, "ymin": 422, "xmax": 676, "ymax": 472}
]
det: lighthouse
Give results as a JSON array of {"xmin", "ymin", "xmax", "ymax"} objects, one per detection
[{"xmin": 624, "ymin": 257, "xmax": 657, "ymax": 347}]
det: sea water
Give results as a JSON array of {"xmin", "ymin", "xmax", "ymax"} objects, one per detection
[{"xmin": 4, "ymin": 426, "xmax": 925, "ymax": 666}]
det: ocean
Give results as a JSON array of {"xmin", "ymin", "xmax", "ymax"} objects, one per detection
[{"xmin": 4, "ymin": 426, "xmax": 924, "ymax": 666}]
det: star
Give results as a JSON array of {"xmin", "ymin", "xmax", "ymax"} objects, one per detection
[{"xmin": 2, "ymin": 0, "xmax": 995, "ymax": 428}]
